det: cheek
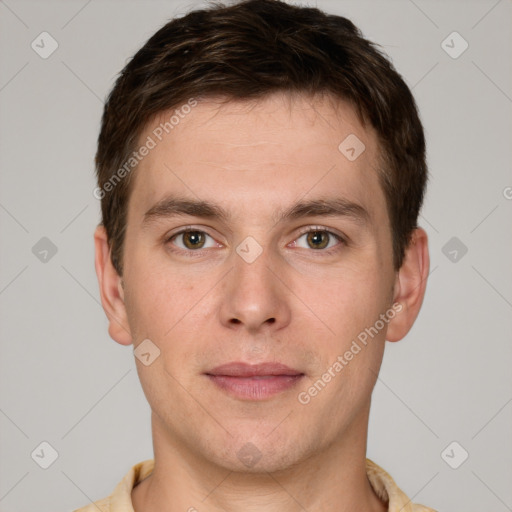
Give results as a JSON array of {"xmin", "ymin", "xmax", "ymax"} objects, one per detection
[
  {"xmin": 123, "ymin": 276, "xmax": 176, "ymax": 340},
  {"xmin": 124, "ymin": 271, "xmax": 209, "ymax": 411},
  {"xmin": 300, "ymin": 263, "xmax": 390, "ymax": 341},
  {"xmin": 298, "ymin": 266, "xmax": 391, "ymax": 400},
  {"xmin": 123, "ymin": 263, "xmax": 214, "ymax": 372}
]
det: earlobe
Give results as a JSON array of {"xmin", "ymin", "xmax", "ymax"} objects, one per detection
[
  {"xmin": 94, "ymin": 225, "xmax": 133, "ymax": 346},
  {"xmin": 386, "ymin": 228, "xmax": 429, "ymax": 342}
]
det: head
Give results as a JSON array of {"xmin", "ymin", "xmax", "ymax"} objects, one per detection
[{"xmin": 94, "ymin": 0, "xmax": 429, "ymax": 473}]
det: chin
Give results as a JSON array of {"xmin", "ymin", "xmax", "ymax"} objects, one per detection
[{"xmin": 202, "ymin": 428, "xmax": 310, "ymax": 475}]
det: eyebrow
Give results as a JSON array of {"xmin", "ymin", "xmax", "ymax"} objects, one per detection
[{"xmin": 142, "ymin": 194, "xmax": 369, "ymax": 228}]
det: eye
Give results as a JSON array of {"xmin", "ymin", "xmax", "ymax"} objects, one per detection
[
  {"xmin": 165, "ymin": 226, "xmax": 346, "ymax": 256},
  {"xmin": 167, "ymin": 229, "xmax": 219, "ymax": 251},
  {"xmin": 292, "ymin": 227, "xmax": 345, "ymax": 252}
]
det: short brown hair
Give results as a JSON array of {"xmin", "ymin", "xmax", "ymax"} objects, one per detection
[{"xmin": 95, "ymin": 0, "xmax": 427, "ymax": 275}]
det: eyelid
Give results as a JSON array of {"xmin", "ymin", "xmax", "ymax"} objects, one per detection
[
  {"xmin": 165, "ymin": 225, "xmax": 221, "ymax": 246},
  {"xmin": 291, "ymin": 225, "xmax": 346, "ymax": 255},
  {"xmin": 165, "ymin": 225, "xmax": 347, "ymax": 254},
  {"xmin": 295, "ymin": 225, "xmax": 347, "ymax": 243}
]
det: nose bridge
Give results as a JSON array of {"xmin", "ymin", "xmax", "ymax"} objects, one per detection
[
  {"xmin": 234, "ymin": 241, "xmax": 274, "ymax": 293},
  {"xmin": 219, "ymin": 238, "xmax": 290, "ymax": 331}
]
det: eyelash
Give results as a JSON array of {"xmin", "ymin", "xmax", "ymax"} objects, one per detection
[{"xmin": 165, "ymin": 226, "xmax": 346, "ymax": 257}]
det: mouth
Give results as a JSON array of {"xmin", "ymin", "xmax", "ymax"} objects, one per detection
[{"xmin": 205, "ymin": 362, "xmax": 305, "ymax": 401}]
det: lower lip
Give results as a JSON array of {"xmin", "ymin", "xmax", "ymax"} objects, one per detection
[{"xmin": 207, "ymin": 375, "xmax": 303, "ymax": 400}]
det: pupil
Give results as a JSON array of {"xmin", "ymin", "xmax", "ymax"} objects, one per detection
[
  {"xmin": 185, "ymin": 231, "xmax": 204, "ymax": 249},
  {"xmin": 308, "ymin": 231, "xmax": 327, "ymax": 249}
]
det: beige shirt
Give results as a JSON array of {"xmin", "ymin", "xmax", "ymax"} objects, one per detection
[{"xmin": 73, "ymin": 458, "xmax": 436, "ymax": 512}]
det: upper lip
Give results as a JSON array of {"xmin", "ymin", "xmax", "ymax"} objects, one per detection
[{"xmin": 206, "ymin": 362, "xmax": 303, "ymax": 377}]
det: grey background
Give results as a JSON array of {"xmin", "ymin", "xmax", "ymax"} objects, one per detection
[{"xmin": 0, "ymin": 0, "xmax": 511, "ymax": 510}]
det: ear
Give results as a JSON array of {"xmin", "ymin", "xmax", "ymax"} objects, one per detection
[
  {"xmin": 386, "ymin": 227, "xmax": 429, "ymax": 342},
  {"xmin": 94, "ymin": 225, "xmax": 133, "ymax": 346}
]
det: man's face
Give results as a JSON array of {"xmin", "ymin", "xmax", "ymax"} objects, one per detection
[{"xmin": 119, "ymin": 93, "xmax": 398, "ymax": 472}]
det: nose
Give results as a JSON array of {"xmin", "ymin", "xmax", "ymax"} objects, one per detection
[{"xmin": 218, "ymin": 244, "xmax": 292, "ymax": 334}]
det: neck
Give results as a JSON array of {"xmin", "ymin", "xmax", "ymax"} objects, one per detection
[{"xmin": 132, "ymin": 407, "xmax": 387, "ymax": 512}]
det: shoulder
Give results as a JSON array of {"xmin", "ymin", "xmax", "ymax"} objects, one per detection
[
  {"xmin": 366, "ymin": 458, "xmax": 438, "ymax": 512},
  {"xmin": 71, "ymin": 459, "xmax": 154, "ymax": 512},
  {"xmin": 72, "ymin": 496, "xmax": 110, "ymax": 512}
]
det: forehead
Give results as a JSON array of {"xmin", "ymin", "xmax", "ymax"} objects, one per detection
[{"xmin": 128, "ymin": 92, "xmax": 386, "ymax": 227}]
